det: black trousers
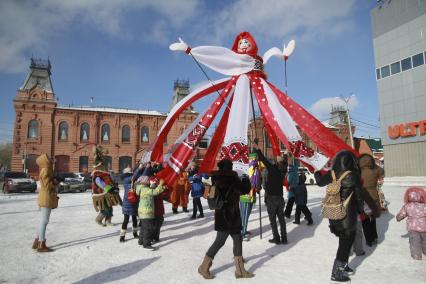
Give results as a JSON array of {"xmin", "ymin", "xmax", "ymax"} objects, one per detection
[
  {"xmin": 266, "ymin": 196, "xmax": 287, "ymax": 239},
  {"xmin": 140, "ymin": 219, "xmax": 155, "ymax": 246},
  {"xmin": 192, "ymin": 197, "xmax": 203, "ymax": 217},
  {"xmin": 206, "ymin": 231, "xmax": 243, "ymax": 258},
  {"xmin": 153, "ymin": 216, "xmax": 164, "ymax": 241},
  {"xmin": 294, "ymin": 205, "xmax": 312, "ymax": 222},
  {"xmin": 336, "ymin": 230, "xmax": 356, "ymax": 263},
  {"xmin": 121, "ymin": 214, "xmax": 138, "ymax": 230},
  {"xmin": 284, "ymin": 196, "xmax": 295, "ymax": 217},
  {"xmin": 362, "ymin": 217, "xmax": 378, "ymax": 244}
]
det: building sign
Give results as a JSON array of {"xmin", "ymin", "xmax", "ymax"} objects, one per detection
[{"xmin": 388, "ymin": 120, "xmax": 426, "ymax": 139}]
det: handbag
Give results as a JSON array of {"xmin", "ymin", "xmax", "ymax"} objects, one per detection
[{"xmin": 127, "ymin": 181, "xmax": 139, "ymax": 204}]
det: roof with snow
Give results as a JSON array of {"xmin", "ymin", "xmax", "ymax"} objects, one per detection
[{"xmin": 56, "ymin": 106, "xmax": 167, "ymax": 116}]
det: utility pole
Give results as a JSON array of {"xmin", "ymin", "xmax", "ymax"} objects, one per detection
[{"xmin": 339, "ymin": 94, "xmax": 355, "ymax": 148}]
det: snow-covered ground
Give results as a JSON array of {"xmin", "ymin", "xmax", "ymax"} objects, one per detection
[{"xmin": 0, "ymin": 185, "xmax": 424, "ymax": 284}]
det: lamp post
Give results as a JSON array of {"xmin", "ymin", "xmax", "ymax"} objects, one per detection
[{"xmin": 339, "ymin": 93, "xmax": 355, "ymax": 148}]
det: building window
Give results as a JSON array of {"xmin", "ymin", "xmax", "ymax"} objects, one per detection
[
  {"xmin": 380, "ymin": 65, "xmax": 390, "ymax": 78},
  {"xmin": 79, "ymin": 156, "xmax": 88, "ymax": 173},
  {"xmin": 80, "ymin": 123, "xmax": 90, "ymax": 142},
  {"xmin": 27, "ymin": 120, "xmax": 38, "ymax": 139},
  {"xmin": 401, "ymin": 57, "xmax": 412, "ymax": 71},
  {"xmin": 390, "ymin": 61, "xmax": 401, "ymax": 75},
  {"xmin": 119, "ymin": 156, "xmax": 132, "ymax": 173},
  {"xmin": 412, "ymin": 52, "xmax": 424, "ymax": 68},
  {"xmin": 104, "ymin": 156, "xmax": 112, "ymax": 171},
  {"xmin": 265, "ymin": 135, "xmax": 272, "ymax": 148},
  {"xmin": 141, "ymin": 126, "xmax": 149, "ymax": 143},
  {"xmin": 55, "ymin": 155, "xmax": 70, "ymax": 173},
  {"xmin": 101, "ymin": 124, "xmax": 110, "ymax": 142},
  {"xmin": 376, "ymin": 68, "xmax": 381, "ymax": 80},
  {"xmin": 122, "ymin": 125, "xmax": 130, "ymax": 143},
  {"xmin": 58, "ymin": 121, "xmax": 68, "ymax": 141}
]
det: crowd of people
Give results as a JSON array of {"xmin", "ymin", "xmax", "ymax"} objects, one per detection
[{"xmin": 31, "ymin": 148, "xmax": 425, "ymax": 282}]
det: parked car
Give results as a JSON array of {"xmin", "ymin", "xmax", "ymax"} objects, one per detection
[
  {"xmin": 0, "ymin": 171, "xmax": 37, "ymax": 193},
  {"xmin": 74, "ymin": 172, "xmax": 92, "ymax": 190},
  {"xmin": 298, "ymin": 167, "xmax": 316, "ymax": 185},
  {"xmin": 55, "ymin": 172, "xmax": 86, "ymax": 193}
]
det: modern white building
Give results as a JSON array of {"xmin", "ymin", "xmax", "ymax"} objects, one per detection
[{"xmin": 371, "ymin": 0, "xmax": 426, "ymax": 184}]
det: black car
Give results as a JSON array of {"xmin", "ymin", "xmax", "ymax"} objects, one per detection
[
  {"xmin": 0, "ymin": 171, "xmax": 37, "ymax": 193},
  {"xmin": 55, "ymin": 172, "xmax": 86, "ymax": 193}
]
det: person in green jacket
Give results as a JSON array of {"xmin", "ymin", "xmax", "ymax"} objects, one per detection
[{"xmin": 136, "ymin": 176, "xmax": 165, "ymax": 250}]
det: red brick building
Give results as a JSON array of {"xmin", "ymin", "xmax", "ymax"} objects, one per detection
[
  {"xmin": 12, "ymin": 59, "xmax": 198, "ymax": 177},
  {"xmin": 12, "ymin": 59, "xmax": 360, "ymax": 178}
]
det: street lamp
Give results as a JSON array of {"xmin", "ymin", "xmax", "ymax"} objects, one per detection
[{"xmin": 338, "ymin": 93, "xmax": 355, "ymax": 148}]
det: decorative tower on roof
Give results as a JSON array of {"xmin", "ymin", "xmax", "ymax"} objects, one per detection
[
  {"xmin": 329, "ymin": 105, "xmax": 355, "ymax": 146},
  {"xmin": 170, "ymin": 80, "xmax": 192, "ymax": 111},
  {"xmin": 12, "ymin": 58, "xmax": 57, "ymax": 175},
  {"xmin": 20, "ymin": 57, "xmax": 54, "ymax": 93}
]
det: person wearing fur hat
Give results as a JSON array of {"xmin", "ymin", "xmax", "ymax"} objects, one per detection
[
  {"xmin": 32, "ymin": 153, "xmax": 59, "ymax": 252},
  {"xmin": 198, "ymin": 159, "xmax": 253, "ymax": 279},
  {"xmin": 136, "ymin": 176, "xmax": 165, "ymax": 250},
  {"xmin": 358, "ymin": 153, "xmax": 384, "ymax": 246},
  {"xmin": 396, "ymin": 186, "xmax": 426, "ymax": 260},
  {"xmin": 91, "ymin": 145, "xmax": 122, "ymax": 227},
  {"xmin": 119, "ymin": 167, "xmax": 139, "ymax": 242}
]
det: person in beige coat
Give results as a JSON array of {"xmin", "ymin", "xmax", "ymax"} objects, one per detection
[
  {"xmin": 32, "ymin": 153, "xmax": 59, "ymax": 252},
  {"xmin": 359, "ymin": 153, "xmax": 383, "ymax": 246}
]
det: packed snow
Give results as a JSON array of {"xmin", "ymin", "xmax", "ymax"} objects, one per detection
[{"xmin": 0, "ymin": 185, "xmax": 424, "ymax": 284}]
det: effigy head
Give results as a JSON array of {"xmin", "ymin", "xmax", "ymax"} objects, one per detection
[{"xmin": 232, "ymin": 31, "xmax": 258, "ymax": 57}]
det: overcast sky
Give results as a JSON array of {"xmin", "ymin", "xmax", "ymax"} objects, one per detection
[{"xmin": 0, "ymin": 0, "xmax": 381, "ymax": 144}]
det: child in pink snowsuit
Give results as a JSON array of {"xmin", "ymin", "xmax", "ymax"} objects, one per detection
[{"xmin": 396, "ymin": 186, "xmax": 426, "ymax": 260}]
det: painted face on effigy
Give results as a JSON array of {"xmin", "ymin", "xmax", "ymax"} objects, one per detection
[{"xmin": 237, "ymin": 38, "xmax": 253, "ymax": 54}]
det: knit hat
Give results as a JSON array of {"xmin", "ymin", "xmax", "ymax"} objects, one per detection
[{"xmin": 149, "ymin": 176, "xmax": 159, "ymax": 188}]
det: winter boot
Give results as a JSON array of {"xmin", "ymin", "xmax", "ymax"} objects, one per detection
[
  {"xmin": 344, "ymin": 263, "xmax": 354, "ymax": 275},
  {"xmin": 172, "ymin": 208, "xmax": 178, "ymax": 214},
  {"xmin": 306, "ymin": 216, "xmax": 314, "ymax": 226},
  {"xmin": 281, "ymin": 235, "xmax": 288, "ymax": 244},
  {"xmin": 105, "ymin": 217, "xmax": 113, "ymax": 226},
  {"xmin": 37, "ymin": 240, "xmax": 53, "ymax": 253},
  {"xmin": 331, "ymin": 259, "xmax": 350, "ymax": 282},
  {"xmin": 32, "ymin": 238, "xmax": 39, "ymax": 250},
  {"xmin": 234, "ymin": 256, "xmax": 254, "ymax": 278},
  {"xmin": 95, "ymin": 213, "xmax": 106, "ymax": 227},
  {"xmin": 119, "ymin": 229, "xmax": 126, "ymax": 243},
  {"xmin": 132, "ymin": 227, "xmax": 138, "ymax": 238},
  {"xmin": 183, "ymin": 207, "xmax": 189, "ymax": 212},
  {"xmin": 198, "ymin": 255, "xmax": 214, "ymax": 279},
  {"xmin": 198, "ymin": 213, "xmax": 204, "ymax": 218}
]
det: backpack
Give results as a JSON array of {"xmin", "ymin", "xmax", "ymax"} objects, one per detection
[
  {"xmin": 207, "ymin": 184, "xmax": 230, "ymax": 210},
  {"xmin": 322, "ymin": 170, "xmax": 353, "ymax": 220}
]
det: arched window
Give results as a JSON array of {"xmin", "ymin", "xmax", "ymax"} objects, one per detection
[
  {"xmin": 27, "ymin": 120, "xmax": 38, "ymax": 139},
  {"xmin": 141, "ymin": 126, "xmax": 149, "ymax": 143},
  {"xmin": 80, "ymin": 123, "xmax": 90, "ymax": 142},
  {"xmin": 58, "ymin": 121, "xmax": 68, "ymax": 141},
  {"xmin": 122, "ymin": 125, "xmax": 130, "ymax": 143},
  {"xmin": 101, "ymin": 124, "xmax": 110, "ymax": 142},
  {"xmin": 104, "ymin": 156, "xmax": 112, "ymax": 171},
  {"xmin": 119, "ymin": 156, "xmax": 132, "ymax": 173},
  {"xmin": 79, "ymin": 156, "xmax": 88, "ymax": 172}
]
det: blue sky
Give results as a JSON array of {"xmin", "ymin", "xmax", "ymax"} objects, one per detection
[{"xmin": 0, "ymin": 0, "xmax": 381, "ymax": 144}]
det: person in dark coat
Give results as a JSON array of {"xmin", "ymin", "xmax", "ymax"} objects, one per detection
[
  {"xmin": 293, "ymin": 173, "xmax": 313, "ymax": 225},
  {"xmin": 198, "ymin": 159, "xmax": 253, "ymax": 279},
  {"xmin": 119, "ymin": 167, "xmax": 139, "ymax": 242},
  {"xmin": 255, "ymin": 148, "xmax": 288, "ymax": 245},
  {"xmin": 284, "ymin": 153, "xmax": 298, "ymax": 218},
  {"xmin": 315, "ymin": 150, "xmax": 364, "ymax": 283}
]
